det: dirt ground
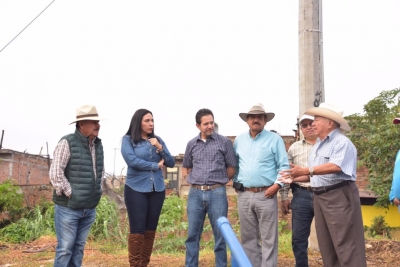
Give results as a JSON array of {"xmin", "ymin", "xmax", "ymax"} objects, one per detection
[{"xmin": 0, "ymin": 236, "xmax": 399, "ymax": 267}]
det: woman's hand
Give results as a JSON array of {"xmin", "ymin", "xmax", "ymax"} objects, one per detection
[
  {"xmin": 148, "ymin": 138, "xmax": 163, "ymax": 152},
  {"xmin": 158, "ymin": 159, "xmax": 165, "ymax": 169}
]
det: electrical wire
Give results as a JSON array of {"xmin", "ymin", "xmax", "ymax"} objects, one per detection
[{"xmin": 0, "ymin": 0, "xmax": 56, "ymax": 53}]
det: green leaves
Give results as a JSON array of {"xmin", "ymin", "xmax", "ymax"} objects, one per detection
[
  {"xmin": 0, "ymin": 179, "xmax": 23, "ymax": 214},
  {"xmin": 346, "ymin": 88, "xmax": 400, "ymax": 208}
]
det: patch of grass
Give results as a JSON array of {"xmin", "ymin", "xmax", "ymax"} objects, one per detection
[{"xmin": 278, "ymin": 231, "xmax": 293, "ymax": 257}]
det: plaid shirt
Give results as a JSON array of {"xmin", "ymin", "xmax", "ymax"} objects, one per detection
[
  {"xmin": 49, "ymin": 138, "xmax": 104, "ymax": 197},
  {"xmin": 183, "ymin": 132, "xmax": 237, "ymax": 185},
  {"xmin": 280, "ymin": 138, "xmax": 314, "ymax": 200}
]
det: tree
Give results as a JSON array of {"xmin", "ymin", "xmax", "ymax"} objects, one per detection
[{"xmin": 346, "ymin": 88, "xmax": 400, "ymax": 208}]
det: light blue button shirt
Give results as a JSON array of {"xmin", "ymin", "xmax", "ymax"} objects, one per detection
[
  {"xmin": 308, "ymin": 129, "xmax": 357, "ymax": 187},
  {"xmin": 233, "ymin": 129, "xmax": 289, "ymax": 188},
  {"xmin": 389, "ymin": 150, "xmax": 400, "ymax": 202}
]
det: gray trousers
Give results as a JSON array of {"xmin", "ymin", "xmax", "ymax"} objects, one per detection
[
  {"xmin": 238, "ymin": 191, "xmax": 278, "ymax": 267},
  {"xmin": 314, "ymin": 182, "xmax": 367, "ymax": 267}
]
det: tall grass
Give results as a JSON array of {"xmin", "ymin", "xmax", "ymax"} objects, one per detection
[{"xmin": 0, "ymin": 196, "xmax": 128, "ymax": 245}]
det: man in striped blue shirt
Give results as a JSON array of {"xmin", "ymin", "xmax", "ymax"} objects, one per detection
[
  {"xmin": 285, "ymin": 103, "xmax": 366, "ymax": 267},
  {"xmin": 233, "ymin": 103, "xmax": 289, "ymax": 267}
]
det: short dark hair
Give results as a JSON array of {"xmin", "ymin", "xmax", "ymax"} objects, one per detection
[
  {"xmin": 195, "ymin": 109, "xmax": 214, "ymax": 125},
  {"xmin": 125, "ymin": 109, "xmax": 157, "ymax": 144}
]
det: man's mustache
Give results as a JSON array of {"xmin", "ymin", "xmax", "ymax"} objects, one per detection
[{"xmin": 252, "ymin": 122, "xmax": 260, "ymax": 125}]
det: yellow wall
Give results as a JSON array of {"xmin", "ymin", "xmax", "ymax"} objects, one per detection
[{"xmin": 361, "ymin": 205, "xmax": 400, "ymax": 227}]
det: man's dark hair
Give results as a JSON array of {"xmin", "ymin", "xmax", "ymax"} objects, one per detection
[
  {"xmin": 195, "ymin": 109, "xmax": 214, "ymax": 125},
  {"xmin": 125, "ymin": 109, "xmax": 157, "ymax": 144}
]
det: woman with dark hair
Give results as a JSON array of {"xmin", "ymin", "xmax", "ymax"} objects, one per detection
[{"xmin": 121, "ymin": 109, "xmax": 175, "ymax": 266}]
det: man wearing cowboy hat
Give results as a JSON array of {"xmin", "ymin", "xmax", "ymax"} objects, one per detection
[
  {"xmin": 233, "ymin": 103, "xmax": 289, "ymax": 267},
  {"xmin": 284, "ymin": 103, "xmax": 366, "ymax": 267},
  {"xmin": 279, "ymin": 114, "xmax": 317, "ymax": 267},
  {"xmin": 49, "ymin": 105, "xmax": 105, "ymax": 267}
]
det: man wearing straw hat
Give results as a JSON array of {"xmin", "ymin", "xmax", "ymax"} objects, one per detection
[
  {"xmin": 49, "ymin": 105, "xmax": 105, "ymax": 267},
  {"xmin": 233, "ymin": 103, "xmax": 289, "ymax": 267},
  {"xmin": 284, "ymin": 103, "xmax": 366, "ymax": 267}
]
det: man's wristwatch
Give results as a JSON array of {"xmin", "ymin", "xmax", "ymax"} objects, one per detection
[{"xmin": 309, "ymin": 167, "xmax": 314, "ymax": 177}]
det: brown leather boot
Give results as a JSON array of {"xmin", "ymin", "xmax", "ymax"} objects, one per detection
[
  {"xmin": 140, "ymin": 230, "xmax": 156, "ymax": 267},
  {"xmin": 128, "ymin": 233, "xmax": 144, "ymax": 267}
]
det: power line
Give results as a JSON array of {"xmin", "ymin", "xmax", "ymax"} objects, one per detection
[{"xmin": 0, "ymin": 0, "xmax": 56, "ymax": 53}]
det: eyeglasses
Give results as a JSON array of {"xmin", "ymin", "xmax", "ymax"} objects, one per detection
[{"xmin": 300, "ymin": 122, "xmax": 313, "ymax": 128}]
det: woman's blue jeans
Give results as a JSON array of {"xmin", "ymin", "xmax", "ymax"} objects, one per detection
[
  {"xmin": 124, "ymin": 185, "xmax": 165, "ymax": 233},
  {"xmin": 53, "ymin": 204, "xmax": 96, "ymax": 267},
  {"xmin": 185, "ymin": 186, "xmax": 228, "ymax": 267},
  {"xmin": 291, "ymin": 185, "xmax": 314, "ymax": 267}
]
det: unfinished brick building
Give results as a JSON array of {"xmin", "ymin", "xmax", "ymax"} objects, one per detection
[{"xmin": 0, "ymin": 149, "xmax": 53, "ymax": 207}]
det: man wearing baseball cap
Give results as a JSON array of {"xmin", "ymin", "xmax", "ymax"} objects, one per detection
[
  {"xmin": 284, "ymin": 103, "xmax": 366, "ymax": 267},
  {"xmin": 49, "ymin": 105, "xmax": 105, "ymax": 267},
  {"xmin": 279, "ymin": 114, "xmax": 317, "ymax": 267}
]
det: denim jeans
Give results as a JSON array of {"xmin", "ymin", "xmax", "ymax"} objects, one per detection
[
  {"xmin": 185, "ymin": 186, "xmax": 228, "ymax": 267},
  {"xmin": 291, "ymin": 185, "xmax": 314, "ymax": 267},
  {"xmin": 53, "ymin": 204, "xmax": 96, "ymax": 267},
  {"xmin": 124, "ymin": 185, "xmax": 165, "ymax": 233}
]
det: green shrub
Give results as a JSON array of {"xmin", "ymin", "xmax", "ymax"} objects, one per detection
[
  {"xmin": 0, "ymin": 205, "xmax": 55, "ymax": 243},
  {"xmin": 0, "ymin": 179, "xmax": 24, "ymax": 227},
  {"xmin": 366, "ymin": 215, "xmax": 391, "ymax": 238}
]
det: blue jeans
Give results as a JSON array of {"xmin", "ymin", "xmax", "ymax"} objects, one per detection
[
  {"xmin": 291, "ymin": 185, "xmax": 314, "ymax": 267},
  {"xmin": 185, "ymin": 186, "xmax": 228, "ymax": 267},
  {"xmin": 54, "ymin": 204, "xmax": 96, "ymax": 267},
  {"xmin": 124, "ymin": 185, "xmax": 165, "ymax": 233}
]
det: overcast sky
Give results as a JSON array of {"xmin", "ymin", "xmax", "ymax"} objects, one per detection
[{"xmin": 0, "ymin": 0, "xmax": 399, "ymax": 175}]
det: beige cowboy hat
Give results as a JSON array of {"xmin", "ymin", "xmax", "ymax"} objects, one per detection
[
  {"xmin": 239, "ymin": 103, "xmax": 275, "ymax": 122},
  {"xmin": 304, "ymin": 103, "xmax": 350, "ymax": 131},
  {"xmin": 70, "ymin": 105, "xmax": 104, "ymax": 125}
]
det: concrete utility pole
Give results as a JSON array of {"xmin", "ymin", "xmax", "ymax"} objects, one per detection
[
  {"xmin": 298, "ymin": 0, "xmax": 324, "ymax": 251},
  {"xmin": 298, "ymin": 0, "xmax": 325, "ymax": 116}
]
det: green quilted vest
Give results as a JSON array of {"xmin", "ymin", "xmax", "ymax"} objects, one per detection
[{"xmin": 52, "ymin": 129, "xmax": 104, "ymax": 209}]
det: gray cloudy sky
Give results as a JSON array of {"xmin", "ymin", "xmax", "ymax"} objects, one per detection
[{"xmin": 0, "ymin": 0, "xmax": 399, "ymax": 174}]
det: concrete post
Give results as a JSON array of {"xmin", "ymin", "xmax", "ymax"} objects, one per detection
[{"xmin": 299, "ymin": 0, "xmax": 325, "ymax": 116}]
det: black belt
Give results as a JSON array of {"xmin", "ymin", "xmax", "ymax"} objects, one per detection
[
  {"xmin": 311, "ymin": 180, "xmax": 352, "ymax": 195},
  {"xmin": 291, "ymin": 183, "xmax": 313, "ymax": 192},
  {"xmin": 191, "ymin": 184, "xmax": 224, "ymax": 191}
]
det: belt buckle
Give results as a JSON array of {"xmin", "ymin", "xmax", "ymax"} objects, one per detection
[{"xmin": 200, "ymin": 185, "xmax": 210, "ymax": 191}]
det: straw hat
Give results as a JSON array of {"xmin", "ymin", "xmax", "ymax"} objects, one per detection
[
  {"xmin": 304, "ymin": 103, "xmax": 350, "ymax": 131},
  {"xmin": 239, "ymin": 103, "xmax": 275, "ymax": 122},
  {"xmin": 70, "ymin": 105, "xmax": 103, "ymax": 125}
]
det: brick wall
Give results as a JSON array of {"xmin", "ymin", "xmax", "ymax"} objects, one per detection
[{"xmin": 0, "ymin": 149, "xmax": 53, "ymax": 207}]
